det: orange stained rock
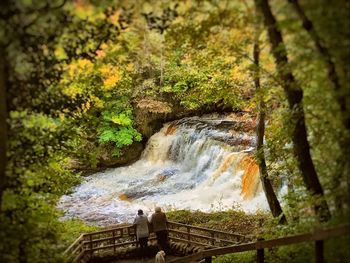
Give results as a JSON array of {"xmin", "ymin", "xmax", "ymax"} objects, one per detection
[
  {"xmin": 211, "ymin": 153, "xmax": 240, "ymax": 182},
  {"xmin": 119, "ymin": 193, "xmax": 131, "ymax": 202},
  {"xmin": 165, "ymin": 124, "xmax": 177, "ymax": 135},
  {"xmin": 238, "ymin": 155, "xmax": 261, "ymax": 200},
  {"xmin": 157, "ymin": 175, "xmax": 166, "ymax": 182}
]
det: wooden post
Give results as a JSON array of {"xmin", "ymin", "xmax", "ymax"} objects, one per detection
[
  {"xmin": 89, "ymin": 234, "xmax": 93, "ymax": 257},
  {"xmin": 113, "ymin": 230, "xmax": 116, "ymax": 254},
  {"xmin": 187, "ymin": 226, "xmax": 191, "ymax": 245},
  {"xmin": 315, "ymin": 240, "xmax": 324, "ymax": 263},
  {"xmin": 257, "ymin": 237, "xmax": 264, "ymax": 263}
]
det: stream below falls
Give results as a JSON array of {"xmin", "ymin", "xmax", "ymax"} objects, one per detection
[{"xmin": 58, "ymin": 115, "xmax": 269, "ymax": 226}]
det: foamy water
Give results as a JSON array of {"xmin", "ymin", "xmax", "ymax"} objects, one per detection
[{"xmin": 58, "ymin": 117, "xmax": 269, "ymax": 226}]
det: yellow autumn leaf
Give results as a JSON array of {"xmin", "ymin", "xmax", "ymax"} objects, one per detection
[
  {"xmin": 110, "ymin": 10, "xmax": 120, "ymax": 26},
  {"xmin": 96, "ymin": 49, "xmax": 106, "ymax": 58},
  {"xmin": 78, "ymin": 59, "xmax": 93, "ymax": 68},
  {"xmin": 103, "ymin": 73, "xmax": 121, "ymax": 90},
  {"xmin": 99, "ymin": 64, "xmax": 114, "ymax": 76},
  {"xmin": 67, "ymin": 63, "xmax": 78, "ymax": 78},
  {"xmin": 66, "ymin": 59, "xmax": 94, "ymax": 78},
  {"xmin": 101, "ymin": 43, "xmax": 108, "ymax": 50}
]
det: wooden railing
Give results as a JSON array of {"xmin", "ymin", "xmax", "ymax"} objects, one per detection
[
  {"xmin": 63, "ymin": 224, "xmax": 141, "ymax": 262},
  {"xmin": 63, "ymin": 221, "xmax": 248, "ymax": 262},
  {"xmin": 167, "ymin": 221, "xmax": 248, "ymax": 247},
  {"xmin": 167, "ymin": 224, "xmax": 350, "ymax": 263}
]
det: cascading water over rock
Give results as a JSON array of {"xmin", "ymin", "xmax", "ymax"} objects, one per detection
[{"xmin": 58, "ymin": 115, "xmax": 269, "ymax": 226}]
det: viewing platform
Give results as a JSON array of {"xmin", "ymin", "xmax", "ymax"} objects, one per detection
[{"xmin": 64, "ymin": 221, "xmax": 349, "ymax": 263}]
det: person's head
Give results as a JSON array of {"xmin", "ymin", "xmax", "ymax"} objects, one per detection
[
  {"xmin": 155, "ymin": 207, "xmax": 161, "ymax": 213},
  {"xmin": 138, "ymin": 209, "xmax": 143, "ymax": 215}
]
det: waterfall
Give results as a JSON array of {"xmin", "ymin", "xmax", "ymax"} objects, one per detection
[{"xmin": 58, "ymin": 116, "xmax": 269, "ymax": 226}]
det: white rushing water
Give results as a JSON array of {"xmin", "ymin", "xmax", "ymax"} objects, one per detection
[{"xmin": 58, "ymin": 116, "xmax": 269, "ymax": 226}]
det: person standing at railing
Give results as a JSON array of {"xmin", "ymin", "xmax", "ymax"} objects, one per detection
[
  {"xmin": 133, "ymin": 209, "xmax": 150, "ymax": 258},
  {"xmin": 150, "ymin": 207, "xmax": 169, "ymax": 254}
]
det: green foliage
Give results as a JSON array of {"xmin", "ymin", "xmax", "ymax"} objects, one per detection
[
  {"xmin": 214, "ymin": 251, "xmax": 255, "ymax": 263},
  {"xmin": 98, "ymin": 103, "xmax": 142, "ymax": 156},
  {"xmin": 105, "ymin": 112, "xmax": 132, "ymax": 126},
  {"xmin": 1, "ymin": 1, "xmax": 135, "ymax": 261},
  {"xmin": 167, "ymin": 209, "xmax": 270, "ymax": 236},
  {"xmin": 214, "ymin": 236, "xmax": 350, "ymax": 263},
  {"xmin": 159, "ymin": 2, "xmax": 251, "ymax": 110},
  {"xmin": 98, "ymin": 126, "xmax": 141, "ymax": 156},
  {"xmin": 0, "ymin": 162, "xmax": 80, "ymax": 263},
  {"xmin": 58, "ymin": 219, "xmax": 100, "ymax": 248},
  {"xmin": 324, "ymin": 236, "xmax": 350, "ymax": 263}
]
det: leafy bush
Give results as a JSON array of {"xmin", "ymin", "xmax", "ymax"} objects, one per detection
[
  {"xmin": 58, "ymin": 219, "xmax": 101, "ymax": 248},
  {"xmin": 98, "ymin": 104, "xmax": 142, "ymax": 156},
  {"xmin": 167, "ymin": 209, "xmax": 270, "ymax": 236}
]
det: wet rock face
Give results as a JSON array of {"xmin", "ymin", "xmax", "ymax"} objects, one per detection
[
  {"xmin": 132, "ymin": 98, "xmax": 188, "ymax": 140},
  {"xmin": 99, "ymin": 142, "xmax": 144, "ymax": 167},
  {"xmin": 168, "ymin": 116, "xmax": 256, "ymax": 149},
  {"xmin": 132, "ymin": 97, "xmax": 236, "ymax": 140},
  {"xmin": 66, "ymin": 142, "xmax": 144, "ymax": 175}
]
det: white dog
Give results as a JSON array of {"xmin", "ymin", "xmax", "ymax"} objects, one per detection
[{"xmin": 155, "ymin": 250, "xmax": 166, "ymax": 263}]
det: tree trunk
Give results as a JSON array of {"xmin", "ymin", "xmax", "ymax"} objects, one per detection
[
  {"xmin": 253, "ymin": 35, "xmax": 286, "ymax": 224},
  {"xmin": 288, "ymin": 0, "xmax": 349, "ymax": 130},
  {"xmin": 0, "ymin": 46, "xmax": 7, "ymax": 209},
  {"xmin": 289, "ymin": 0, "xmax": 350, "ymax": 217},
  {"xmin": 19, "ymin": 239, "xmax": 27, "ymax": 263},
  {"xmin": 254, "ymin": 0, "xmax": 330, "ymax": 221},
  {"xmin": 160, "ymin": 33, "xmax": 164, "ymax": 86}
]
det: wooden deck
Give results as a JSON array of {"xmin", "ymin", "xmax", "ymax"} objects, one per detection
[
  {"xmin": 64, "ymin": 222, "xmax": 350, "ymax": 263},
  {"xmin": 63, "ymin": 221, "xmax": 247, "ymax": 262},
  {"xmin": 108, "ymin": 255, "xmax": 181, "ymax": 263}
]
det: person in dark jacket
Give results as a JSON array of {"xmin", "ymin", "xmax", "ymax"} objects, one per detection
[
  {"xmin": 150, "ymin": 207, "xmax": 169, "ymax": 253},
  {"xmin": 133, "ymin": 209, "xmax": 150, "ymax": 258}
]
